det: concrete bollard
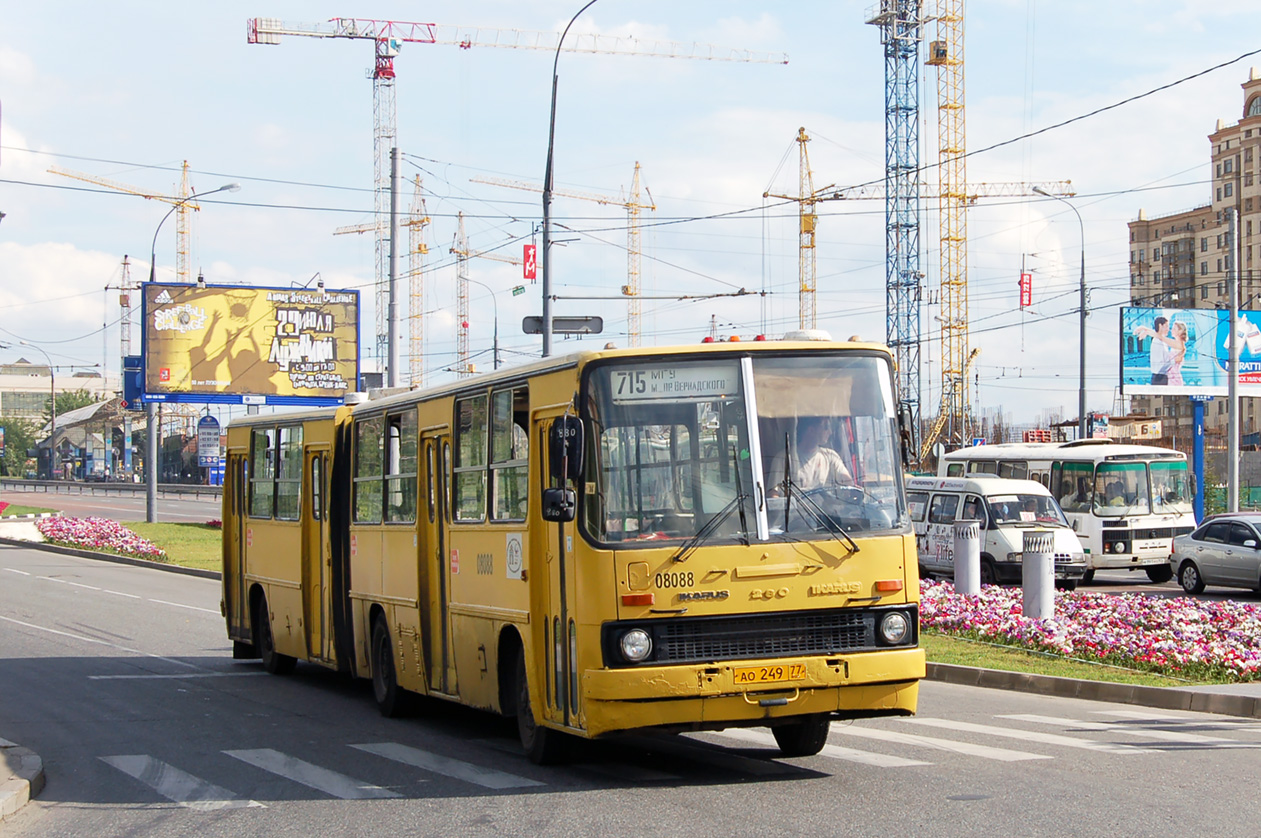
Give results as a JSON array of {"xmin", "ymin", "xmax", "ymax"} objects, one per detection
[
  {"xmin": 953, "ymin": 519, "xmax": 981, "ymax": 595},
  {"xmin": 1022, "ymin": 529, "xmax": 1055, "ymax": 619}
]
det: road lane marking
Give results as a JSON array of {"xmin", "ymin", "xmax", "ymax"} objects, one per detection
[
  {"xmin": 148, "ymin": 598, "xmax": 218, "ymax": 614},
  {"xmin": 3, "ymin": 568, "xmax": 30, "ymax": 575},
  {"xmin": 904, "ymin": 718, "xmax": 1155, "ymax": 754},
  {"xmin": 830, "ymin": 723, "xmax": 1051, "ymax": 762},
  {"xmin": 224, "ymin": 748, "xmax": 402, "ymax": 799},
  {"xmin": 0, "ymin": 614, "xmax": 200, "ymax": 669},
  {"xmin": 103, "ymin": 589, "xmax": 142, "ymax": 599},
  {"xmin": 711, "ymin": 727, "xmax": 930, "ymax": 767},
  {"xmin": 65, "ymin": 580, "xmax": 102, "ymax": 591},
  {"xmin": 352, "ymin": 742, "xmax": 544, "ymax": 789},
  {"xmin": 999, "ymin": 714, "xmax": 1239, "ymax": 745},
  {"xmin": 101, "ymin": 755, "xmax": 263, "ymax": 811}
]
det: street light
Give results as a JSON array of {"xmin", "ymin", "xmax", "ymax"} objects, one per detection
[
  {"xmin": 541, "ymin": 0, "xmax": 601, "ymax": 357},
  {"xmin": 465, "ymin": 277, "xmax": 501, "ymax": 370},
  {"xmin": 145, "ymin": 182, "xmax": 240, "ymax": 523},
  {"xmin": 1034, "ymin": 186, "xmax": 1087, "ymax": 441},
  {"xmin": 19, "ymin": 342, "xmax": 56, "ymax": 479}
]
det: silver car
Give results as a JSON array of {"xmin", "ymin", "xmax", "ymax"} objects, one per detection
[{"xmin": 1169, "ymin": 513, "xmax": 1261, "ymax": 594}]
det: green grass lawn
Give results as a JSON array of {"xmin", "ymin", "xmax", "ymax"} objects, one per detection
[
  {"xmin": 128, "ymin": 522, "xmax": 222, "ymax": 573},
  {"xmin": 1, "ymin": 504, "xmax": 57, "ymax": 516}
]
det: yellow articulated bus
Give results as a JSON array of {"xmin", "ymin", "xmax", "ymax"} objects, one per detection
[{"xmin": 222, "ymin": 337, "xmax": 924, "ymax": 763}]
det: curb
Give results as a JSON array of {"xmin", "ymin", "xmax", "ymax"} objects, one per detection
[
  {"xmin": 0, "ymin": 513, "xmax": 56, "ymax": 520},
  {"xmin": 0, "ymin": 536, "xmax": 220, "ymax": 580},
  {"xmin": 0, "ymin": 739, "xmax": 44, "ymax": 821},
  {"xmin": 927, "ymin": 662, "xmax": 1261, "ymax": 719}
]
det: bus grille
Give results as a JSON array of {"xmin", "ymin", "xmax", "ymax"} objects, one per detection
[{"xmin": 655, "ymin": 611, "xmax": 871, "ymax": 662}]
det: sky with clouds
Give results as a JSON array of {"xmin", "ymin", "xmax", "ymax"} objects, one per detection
[{"xmin": 2, "ymin": 0, "xmax": 1260, "ymax": 425}]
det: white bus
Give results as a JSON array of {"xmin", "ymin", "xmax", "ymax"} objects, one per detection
[{"xmin": 938, "ymin": 440, "xmax": 1196, "ymax": 583}]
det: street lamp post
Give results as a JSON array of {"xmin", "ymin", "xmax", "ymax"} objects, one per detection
[
  {"xmin": 1034, "ymin": 186, "xmax": 1087, "ymax": 441},
  {"xmin": 466, "ymin": 278, "xmax": 501, "ymax": 370},
  {"xmin": 541, "ymin": 0, "xmax": 600, "ymax": 358},
  {"xmin": 20, "ymin": 342, "xmax": 56, "ymax": 479},
  {"xmin": 145, "ymin": 182, "xmax": 240, "ymax": 523}
]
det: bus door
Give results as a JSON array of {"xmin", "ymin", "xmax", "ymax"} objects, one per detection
[
  {"xmin": 303, "ymin": 447, "xmax": 332, "ymax": 663},
  {"xmin": 226, "ymin": 452, "xmax": 249, "ymax": 641},
  {"xmin": 537, "ymin": 411, "xmax": 582, "ymax": 729},
  {"xmin": 420, "ymin": 428, "xmax": 455, "ymax": 695}
]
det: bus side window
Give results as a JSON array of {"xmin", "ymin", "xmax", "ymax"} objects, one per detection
[
  {"xmin": 928, "ymin": 494, "xmax": 958, "ymax": 525},
  {"xmin": 385, "ymin": 410, "xmax": 418, "ymax": 523},
  {"xmin": 946, "ymin": 463, "xmax": 963, "ymax": 477}
]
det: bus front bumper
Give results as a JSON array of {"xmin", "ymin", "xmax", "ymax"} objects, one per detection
[{"xmin": 580, "ymin": 646, "xmax": 925, "ymax": 738}]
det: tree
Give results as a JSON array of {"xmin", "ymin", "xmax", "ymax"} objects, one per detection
[
  {"xmin": 41, "ymin": 388, "xmax": 101, "ymax": 430},
  {"xmin": 0, "ymin": 418, "xmax": 38, "ymax": 477}
]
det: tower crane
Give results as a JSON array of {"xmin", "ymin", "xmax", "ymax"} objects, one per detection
[
  {"xmin": 405, "ymin": 177, "xmax": 431, "ymax": 388},
  {"xmin": 249, "ymin": 17, "xmax": 784, "ymax": 374},
  {"xmin": 49, "ymin": 162, "xmax": 201, "ymax": 284},
  {"xmin": 450, "ymin": 212, "xmax": 522, "ymax": 377},
  {"xmin": 763, "ymin": 128, "xmax": 825, "ymax": 330},
  {"xmin": 471, "ymin": 162, "xmax": 655, "ymax": 345}
]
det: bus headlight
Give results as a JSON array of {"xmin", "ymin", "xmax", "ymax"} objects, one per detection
[
  {"xmin": 1111, "ymin": 541, "xmax": 1128, "ymax": 554},
  {"xmin": 619, "ymin": 628, "xmax": 653, "ymax": 662},
  {"xmin": 878, "ymin": 612, "xmax": 910, "ymax": 645}
]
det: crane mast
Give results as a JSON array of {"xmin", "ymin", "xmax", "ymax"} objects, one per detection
[{"xmin": 471, "ymin": 162, "xmax": 655, "ymax": 345}]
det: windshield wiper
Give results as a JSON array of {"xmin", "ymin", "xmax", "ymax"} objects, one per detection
[
  {"xmin": 671, "ymin": 443, "xmax": 750, "ymax": 563},
  {"xmin": 780, "ymin": 472, "xmax": 861, "ymax": 555}
]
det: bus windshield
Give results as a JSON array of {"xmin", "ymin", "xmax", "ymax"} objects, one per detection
[
  {"xmin": 1094, "ymin": 462, "xmax": 1150, "ymax": 516},
  {"xmin": 1149, "ymin": 460, "xmax": 1194, "ymax": 514},
  {"xmin": 584, "ymin": 354, "xmax": 907, "ymax": 545},
  {"xmin": 986, "ymin": 493, "xmax": 1069, "ymax": 528}
]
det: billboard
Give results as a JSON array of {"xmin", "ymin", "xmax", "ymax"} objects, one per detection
[
  {"xmin": 1121, "ymin": 306, "xmax": 1261, "ymax": 396},
  {"xmin": 142, "ymin": 282, "xmax": 359, "ymax": 405}
]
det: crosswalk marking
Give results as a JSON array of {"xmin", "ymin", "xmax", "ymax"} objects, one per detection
[
  {"xmin": 224, "ymin": 748, "xmax": 401, "ymax": 799},
  {"xmin": 830, "ymin": 723, "xmax": 1051, "ymax": 762},
  {"xmin": 101, "ymin": 755, "xmax": 263, "ymax": 812},
  {"xmin": 711, "ymin": 727, "xmax": 930, "ymax": 767},
  {"xmin": 351, "ymin": 742, "xmax": 543, "ymax": 789},
  {"xmin": 903, "ymin": 718, "xmax": 1156, "ymax": 754},
  {"xmin": 999, "ymin": 714, "xmax": 1238, "ymax": 745},
  {"xmin": 1091, "ymin": 710, "xmax": 1261, "ymax": 731}
]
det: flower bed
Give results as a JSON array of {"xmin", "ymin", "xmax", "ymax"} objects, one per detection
[
  {"xmin": 920, "ymin": 579, "xmax": 1261, "ymax": 682},
  {"xmin": 36, "ymin": 516, "xmax": 168, "ymax": 562}
]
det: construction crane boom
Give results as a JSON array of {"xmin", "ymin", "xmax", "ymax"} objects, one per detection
[
  {"xmin": 250, "ymin": 16, "xmax": 783, "ymax": 378},
  {"xmin": 472, "ymin": 162, "xmax": 655, "ymax": 345},
  {"xmin": 763, "ymin": 128, "xmax": 829, "ymax": 330},
  {"xmin": 49, "ymin": 163, "xmax": 202, "ymax": 284}
]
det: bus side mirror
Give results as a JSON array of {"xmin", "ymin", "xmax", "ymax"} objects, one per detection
[
  {"xmin": 541, "ymin": 487, "xmax": 576, "ymax": 522},
  {"xmin": 898, "ymin": 403, "xmax": 914, "ymax": 468},
  {"xmin": 549, "ymin": 416, "xmax": 585, "ymax": 482}
]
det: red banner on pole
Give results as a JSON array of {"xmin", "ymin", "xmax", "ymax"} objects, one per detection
[
  {"xmin": 1019, "ymin": 272, "xmax": 1032, "ymax": 308},
  {"xmin": 523, "ymin": 244, "xmax": 537, "ymax": 281}
]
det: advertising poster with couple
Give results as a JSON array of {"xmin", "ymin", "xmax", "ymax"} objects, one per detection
[{"xmin": 1120, "ymin": 306, "xmax": 1261, "ymax": 396}]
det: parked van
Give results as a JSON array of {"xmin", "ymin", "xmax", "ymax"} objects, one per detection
[{"xmin": 906, "ymin": 476, "xmax": 1088, "ymax": 589}]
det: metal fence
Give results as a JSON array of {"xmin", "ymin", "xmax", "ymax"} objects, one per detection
[{"xmin": 0, "ymin": 478, "xmax": 222, "ymax": 500}]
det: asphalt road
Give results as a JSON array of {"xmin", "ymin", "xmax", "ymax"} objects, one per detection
[
  {"xmin": 2, "ymin": 487, "xmax": 221, "ymax": 523},
  {"xmin": 3, "ymin": 544, "xmax": 1261, "ymax": 837}
]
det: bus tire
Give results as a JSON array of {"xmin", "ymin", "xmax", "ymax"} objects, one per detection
[
  {"xmin": 516, "ymin": 648, "xmax": 568, "ymax": 765},
  {"xmin": 771, "ymin": 714, "xmax": 831, "ymax": 757},
  {"xmin": 255, "ymin": 596, "xmax": 296, "ymax": 676},
  {"xmin": 1145, "ymin": 564, "xmax": 1174, "ymax": 584},
  {"xmin": 371, "ymin": 616, "xmax": 410, "ymax": 718}
]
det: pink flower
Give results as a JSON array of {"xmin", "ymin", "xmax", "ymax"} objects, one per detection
[{"xmin": 36, "ymin": 516, "xmax": 167, "ymax": 561}]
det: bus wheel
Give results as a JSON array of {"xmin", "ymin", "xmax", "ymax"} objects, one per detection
[
  {"xmin": 254, "ymin": 597, "xmax": 296, "ymax": 676},
  {"xmin": 515, "ymin": 649, "xmax": 568, "ymax": 765},
  {"xmin": 371, "ymin": 617, "xmax": 409, "ymax": 718},
  {"xmin": 771, "ymin": 714, "xmax": 831, "ymax": 757},
  {"xmin": 1145, "ymin": 564, "xmax": 1174, "ymax": 584}
]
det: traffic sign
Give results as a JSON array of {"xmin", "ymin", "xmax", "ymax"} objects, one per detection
[{"xmin": 522, "ymin": 316, "xmax": 604, "ymax": 335}]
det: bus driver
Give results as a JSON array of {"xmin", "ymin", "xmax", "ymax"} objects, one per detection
[{"xmin": 770, "ymin": 416, "xmax": 853, "ymax": 493}]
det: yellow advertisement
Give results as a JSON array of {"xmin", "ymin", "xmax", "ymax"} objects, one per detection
[{"xmin": 143, "ymin": 283, "xmax": 359, "ymax": 399}]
